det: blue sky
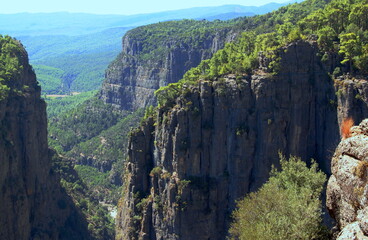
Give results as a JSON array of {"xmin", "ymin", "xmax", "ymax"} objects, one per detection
[{"xmin": 2, "ymin": 0, "xmax": 290, "ymax": 15}]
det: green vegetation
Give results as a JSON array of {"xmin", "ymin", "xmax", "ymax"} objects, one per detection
[
  {"xmin": 229, "ymin": 155, "xmax": 327, "ymax": 240},
  {"xmin": 18, "ymin": 27, "xmax": 130, "ymax": 94},
  {"xmin": 33, "ymin": 50, "xmax": 118, "ymax": 93},
  {"xmin": 298, "ymin": 0, "xmax": 368, "ymax": 73},
  {"xmin": 155, "ymin": 0, "xmax": 368, "ymax": 109},
  {"xmin": 51, "ymin": 153, "xmax": 115, "ymax": 240},
  {"xmin": 0, "ymin": 35, "xmax": 26, "ymax": 100},
  {"xmin": 34, "ymin": 65, "xmax": 64, "ymax": 94},
  {"xmin": 66, "ymin": 109, "xmax": 144, "ymax": 167},
  {"xmin": 126, "ymin": 19, "xmax": 239, "ymax": 61},
  {"xmin": 45, "ymin": 90, "xmax": 97, "ymax": 118},
  {"xmin": 48, "ymin": 97, "xmax": 125, "ymax": 152},
  {"xmin": 149, "ymin": 167, "xmax": 163, "ymax": 177},
  {"xmin": 49, "ymin": 101, "xmax": 144, "ymax": 204},
  {"xmin": 63, "ymin": 109, "xmax": 144, "ymax": 204},
  {"xmin": 74, "ymin": 165, "xmax": 121, "ymax": 203}
]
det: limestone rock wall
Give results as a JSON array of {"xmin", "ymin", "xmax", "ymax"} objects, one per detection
[
  {"xmin": 335, "ymin": 76, "xmax": 368, "ymax": 127},
  {"xmin": 116, "ymin": 41, "xmax": 367, "ymax": 240},
  {"xmin": 327, "ymin": 119, "xmax": 368, "ymax": 240},
  {"xmin": 0, "ymin": 41, "xmax": 90, "ymax": 240},
  {"xmin": 99, "ymin": 29, "xmax": 234, "ymax": 111}
]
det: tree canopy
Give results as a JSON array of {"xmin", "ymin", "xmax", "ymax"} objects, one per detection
[
  {"xmin": 229, "ymin": 155, "xmax": 327, "ymax": 240},
  {"xmin": 0, "ymin": 35, "xmax": 25, "ymax": 100}
]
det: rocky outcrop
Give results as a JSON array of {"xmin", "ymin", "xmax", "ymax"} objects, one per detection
[
  {"xmin": 0, "ymin": 39, "xmax": 90, "ymax": 240},
  {"xmin": 327, "ymin": 119, "xmax": 368, "ymax": 240},
  {"xmin": 116, "ymin": 40, "xmax": 368, "ymax": 240},
  {"xmin": 335, "ymin": 76, "xmax": 368, "ymax": 126},
  {"xmin": 99, "ymin": 22, "xmax": 235, "ymax": 111}
]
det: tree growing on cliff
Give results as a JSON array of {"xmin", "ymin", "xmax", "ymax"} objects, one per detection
[{"xmin": 229, "ymin": 155, "xmax": 327, "ymax": 240}]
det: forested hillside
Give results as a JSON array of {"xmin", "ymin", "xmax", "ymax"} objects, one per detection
[
  {"xmin": 45, "ymin": 90, "xmax": 97, "ymax": 118},
  {"xmin": 20, "ymin": 28, "xmax": 130, "ymax": 94}
]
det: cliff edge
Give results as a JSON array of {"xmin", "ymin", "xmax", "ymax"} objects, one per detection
[
  {"xmin": 327, "ymin": 119, "xmax": 368, "ymax": 239},
  {"xmin": 99, "ymin": 20, "xmax": 236, "ymax": 111}
]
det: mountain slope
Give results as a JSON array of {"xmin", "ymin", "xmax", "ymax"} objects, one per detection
[
  {"xmin": 0, "ymin": 3, "xmax": 293, "ymax": 36},
  {"xmin": 17, "ymin": 27, "xmax": 130, "ymax": 93}
]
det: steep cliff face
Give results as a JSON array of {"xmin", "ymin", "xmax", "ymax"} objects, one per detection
[
  {"xmin": 116, "ymin": 41, "xmax": 368, "ymax": 240},
  {"xmin": 0, "ymin": 37, "xmax": 90, "ymax": 240},
  {"xmin": 335, "ymin": 76, "xmax": 368, "ymax": 126},
  {"xmin": 99, "ymin": 20, "xmax": 235, "ymax": 111},
  {"xmin": 327, "ymin": 119, "xmax": 368, "ymax": 240}
]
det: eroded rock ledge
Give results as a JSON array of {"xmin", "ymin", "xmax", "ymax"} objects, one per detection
[{"xmin": 327, "ymin": 119, "xmax": 368, "ymax": 240}]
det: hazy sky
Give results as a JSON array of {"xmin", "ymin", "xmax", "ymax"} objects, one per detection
[{"xmin": 2, "ymin": 0, "xmax": 290, "ymax": 15}]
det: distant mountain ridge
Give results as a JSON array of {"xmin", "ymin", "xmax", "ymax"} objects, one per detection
[
  {"xmin": 0, "ymin": 1, "xmax": 299, "ymax": 94},
  {"xmin": 0, "ymin": 1, "xmax": 298, "ymax": 36}
]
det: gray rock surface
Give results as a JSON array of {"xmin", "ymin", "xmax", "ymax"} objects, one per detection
[
  {"xmin": 337, "ymin": 222, "xmax": 368, "ymax": 240},
  {"xmin": 327, "ymin": 119, "xmax": 368, "ymax": 240},
  {"xmin": 99, "ymin": 27, "xmax": 234, "ymax": 111},
  {"xmin": 0, "ymin": 41, "xmax": 90, "ymax": 240},
  {"xmin": 335, "ymin": 77, "xmax": 368, "ymax": 124}
]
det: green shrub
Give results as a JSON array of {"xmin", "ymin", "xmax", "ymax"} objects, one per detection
[
  {"xmin": 0, "ymin": 35, "xmax": 26, "ymax": 100},
  {"xmin": 229, "ymin": 155, "xmax": 327, "ymax": 240},
  {"xmin": 150, "ymin": 167, "xmax": 162, "ymax": 177}
]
